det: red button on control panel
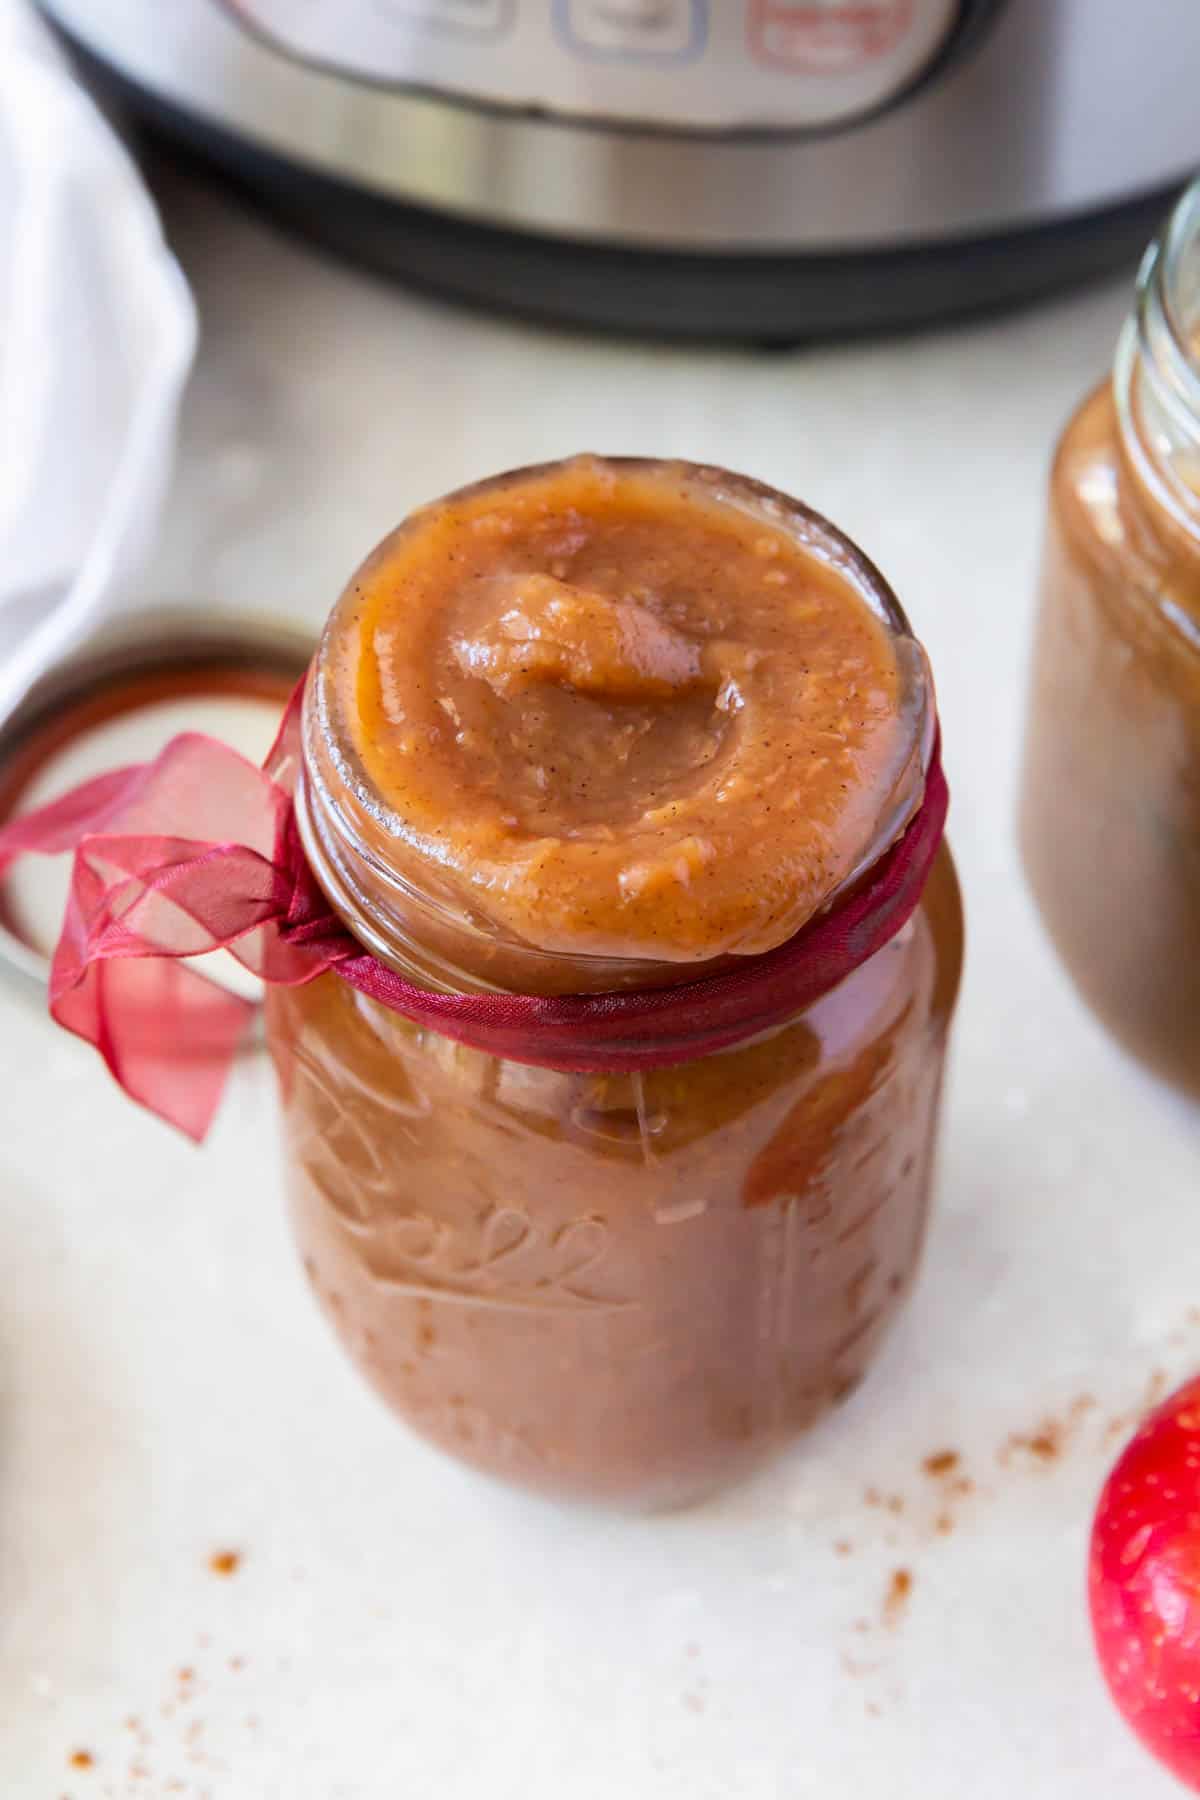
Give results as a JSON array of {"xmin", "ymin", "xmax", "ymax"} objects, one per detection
[{"xmin": 748, "ymin": 0, "xmax": 915, "ymax": 74}]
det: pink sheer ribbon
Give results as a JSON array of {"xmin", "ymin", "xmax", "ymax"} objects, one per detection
[{"xmin": 0, "ymin": 683, "xmax": 948, "ymax": 1140}]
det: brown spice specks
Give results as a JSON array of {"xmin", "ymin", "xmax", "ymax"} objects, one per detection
[
  {"xmin": 208, "ymin": 1549, "xmax": 241, "ymax": 1578},
  {"xmin": 883, "ymin": 1568, "xmax": 913, "ymax": 1627},
  {"xmin": 864, "ymin": 1487, "xmax": 905, "ymax": 1514},
  {"xmin": 922, "ymin": 1449, "xmax": 960, "ymax": 1478},
  {"xmin": 1002, "ymin": 1421, "xmax": 1062, "ymax": 1466},
  {"xmin": 68, "ymin": 1749, "xmax": 94, "ymax": 1770},
  {"xmin": 1000, "ymin": 1393, "xmax": 1099, "ymax": 1469}
]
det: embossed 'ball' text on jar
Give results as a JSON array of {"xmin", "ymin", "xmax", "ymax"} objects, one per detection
[
  {"xmin": 1020, "ymin": 180, "xmax": 1200, "ymax": 1098},
  {"xmin": 265, "ymin": 458, "xmax": 963, "ymax": 1509}
]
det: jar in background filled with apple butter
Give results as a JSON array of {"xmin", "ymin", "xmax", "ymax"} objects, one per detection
[
  {"xmin": 266, "ymin": 458, "xmax": 963, "ymax": 1508},
  {"xmin": 1021, "ymin": 180, "xmax": 1200, "ymax": 1098}
]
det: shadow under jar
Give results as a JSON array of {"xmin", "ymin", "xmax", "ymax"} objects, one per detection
[
  {"xmin": 265, "ymin": 458, "xmax": 963, "ymax": 1509},
  {"xmin": 1021, "ymin": 179, "xmax": 1200, "ymax": 1099}
]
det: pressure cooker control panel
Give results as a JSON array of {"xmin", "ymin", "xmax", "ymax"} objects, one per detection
[{"xmin": 223, "ymin": 0, "xmax": 978, "ymax": 131}]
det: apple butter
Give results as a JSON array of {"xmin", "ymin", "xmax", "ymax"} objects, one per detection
[{"xmin": 1020, "ymin": 181, "xmax": 1200, "ymax": 1097}]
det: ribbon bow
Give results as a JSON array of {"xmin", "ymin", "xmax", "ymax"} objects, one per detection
[{"xmin": 0, "ymin": 683, "xmax": 948, "ymax": 1141}]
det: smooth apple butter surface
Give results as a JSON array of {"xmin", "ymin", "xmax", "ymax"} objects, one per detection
[{"xmin": 268, "ymin": 459, "xmax": 962, "ymax": 1507}]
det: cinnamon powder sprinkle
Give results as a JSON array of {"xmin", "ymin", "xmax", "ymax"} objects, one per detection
[
  {"xmin": 883, "ymin": 1568, "xmax": 913, "ymax": 1626},
  {"xmin": 864, "ymin": 1487, "xmax": 905, "ymax": 1513},
  {"xmin": 1006, "ymin": 1424, "xmax": 1061, "ymax": 1464},
  {"xmin": 208, "ymin": 1549, "xmax": 241, "ymax": 1577},
  {"xmin": 922, "ymin": 1450, "xmax": 960, "ymax": 1477},
  {"xmin": 68, "ymin": 1749, "xmax": 94, "ymax": 1769}
]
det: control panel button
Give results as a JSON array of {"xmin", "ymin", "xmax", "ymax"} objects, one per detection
[
  {"xmin": 749, "ymin": 0, "xmax": 918, "ymax": 73},
  {"xmin": 555, "ymin": 0, "xmax": 707, "ymax": 61},
  {"xmin": 374, "ymin": 0, "xmax": 513, "ymax": 37}
]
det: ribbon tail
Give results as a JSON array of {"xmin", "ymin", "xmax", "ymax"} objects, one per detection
[
  {"xmin": 0, "ymin": 727, "xmax": 315, "ymax": 1140},
  {"xmin": 50, "ymin": 948, "xmax": 254, "ymax": 1143}
]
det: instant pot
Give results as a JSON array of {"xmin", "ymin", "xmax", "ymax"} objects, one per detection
[{"xmin": 39, "ymin": 0, "xmax": 1200, "ymax": 339}]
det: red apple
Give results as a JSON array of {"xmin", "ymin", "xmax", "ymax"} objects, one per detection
[{"xmin": 1090, "ymin": 1374, "xmax": 1200, "ymax": 1788}]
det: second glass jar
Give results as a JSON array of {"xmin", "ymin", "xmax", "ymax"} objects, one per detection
[{"xmin": 1020, "ymin": 180, "xmax": 1200, "ymax": 1098}]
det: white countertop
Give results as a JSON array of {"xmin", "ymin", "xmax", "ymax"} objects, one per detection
[{"xmin": 2, "ymin": 169, "xmax": 1199, "ymax": 1800}]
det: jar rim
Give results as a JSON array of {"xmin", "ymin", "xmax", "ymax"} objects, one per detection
[
  {"xmin": 300, "ymin": 457, "xmax": 934, "ymax": 996},
  {"xmin": 1157, "ymin": 175, "xmax": 1200, "ymax": 404},
  {"xmin": 1116, "ymin": 178, "xmax": 1200, "ymax": 544}
]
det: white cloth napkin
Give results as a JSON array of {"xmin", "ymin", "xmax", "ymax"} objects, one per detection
[{"xmin": 0, "ymin": 0, "xmax": 196, "ymax": 723}]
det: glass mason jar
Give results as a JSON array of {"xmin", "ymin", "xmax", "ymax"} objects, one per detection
[
  {"xmin": 1020, "ymin": 180, "xmax": 1200, "ymax": 1098},
  {"xmin": 265, "ymin": 462, "xmax": 963, "ymax": 1509}
]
